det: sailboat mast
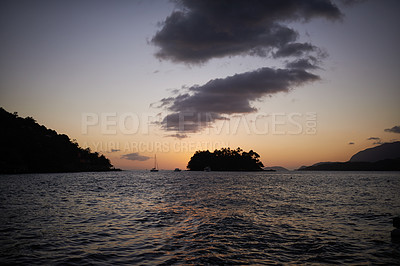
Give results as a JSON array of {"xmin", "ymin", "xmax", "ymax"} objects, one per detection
[{"xmin": 150, "ymin": 154, "xmax": 159, "ymax": 172}]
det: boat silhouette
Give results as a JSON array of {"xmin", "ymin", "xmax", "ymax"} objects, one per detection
[{"xmin": 150, "ymin": 155, "xmax": 159, "ymax": 172}]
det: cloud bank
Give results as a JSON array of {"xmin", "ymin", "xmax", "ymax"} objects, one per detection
[
  {"xmin": 286, "ymin": 57, "xmax": 321, "ymax": 70},
  {"xmin": 151, "ymin": 0, "xmax": 346, "ymax": 135},
  {"xmin": 367, "ymin": 137, "xmax": 382, "ymax": 145},
  {"xmin": 152, "ymin": 0, "xmax": 342, "ymax": 64},
  {"xmin": 121, "ymin": 153, "xmax": 150, "ymax": 161},
  {"xmin": 384, "ymin": 125, "xmax": 400, "ymax": 134},
  {"xmin": 165, "ymin": 133, "xmax": 189, "ymax": 139},
  {"xmin": 159, "ymin": 67, "xmax": 319, "ymax": 132}
]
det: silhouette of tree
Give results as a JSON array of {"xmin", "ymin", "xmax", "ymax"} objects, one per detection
[
  {"xmin": 0, "ymin": 107, "xmax": 116, "ymax": 174},
  {"xmin": 187, "ymin": 147, "xmax": 264, "ymax": 171}
]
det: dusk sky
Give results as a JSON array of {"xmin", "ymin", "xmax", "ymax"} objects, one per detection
[{"xmin": 1, "ymin": 0, "xmax": 399, "ymax": 170}]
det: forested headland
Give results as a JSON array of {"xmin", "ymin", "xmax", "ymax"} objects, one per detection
[{"xmin": 0, "ymin": 107, "xmax": 117, "ymax": 174}]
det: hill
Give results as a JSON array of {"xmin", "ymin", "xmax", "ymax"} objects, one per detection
[
  {"xmin": 299, "ymin": 142, "xmax": 400, "ymax": 171},
  {"xmin": 0, "ymin": 107, "xmax": 117, "ymax": 174},
  {"xmin": 299, "ymin": 158, "xmax": 400, "ymax": 171},
  {"xmin": 349, "ymin": 141, "xmax": 400, "ymax": 162}
]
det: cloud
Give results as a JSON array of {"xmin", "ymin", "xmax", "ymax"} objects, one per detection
[
  {"xmin": 121, "ymin": 153, "xmax": 150, "ymax": 161},
  {"xmin": 159, "ymin": 67, "xmax": 319, "ymax": 132},
  {"xmin": 340, "ymin": 0, "xmax": 367, "ymax": 6},
  {"xmin": 348, "ymin": 142, "xmax": 354, "ymax": 145},
  {"xmin": 105, "ymin": 149, "xmax": 121, "ymax": 153},
  {"xmin": 165, "ymin": 133, "xmax": 189, "ymax": 139},
  {"xmin": 384, "ymin": 125, "xmax": 400, "ymax": 134},
  {"xmin": 273, "ymin": 43, "xmax": 317, "ymax": 58},
  {"xmin": 160, "ymin": 112, "xmax": 227, "ymax": 132},
  {"xmin": 151, "ymin": 0, "xmax": 342, "ymax": 64},
  {"xmin": 367, "ymin": 137, "xmax": 382, "ymax": 145},
  {"xmin": 151, "ymin": 0, "xmax": 354, "ymax": 135},
  {"xmin": 286, "ymin": 58, "xmax": 320, "ymax": 70}
]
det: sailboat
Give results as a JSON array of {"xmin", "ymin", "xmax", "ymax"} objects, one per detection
[{"xmin": 150, "ymin": 155, "xmax": 159, "ymax": 172}]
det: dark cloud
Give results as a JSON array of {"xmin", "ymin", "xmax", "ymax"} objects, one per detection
[
  {"xmin": 152, "ymin": 0, "xmax": 352, "ymax": 135},
  {"xmin": 121, "ymin": 153, "xmax": 150, "ymax": 161},
  {"xmin": 165, "ymin": 133, "xmax": 189, "ymax": 139},
  {"xmin": 110, "ymin": 149, "xmax": 120, "ymax": 153},
  {"xmin": 273, "ymin": 43, "xmax": 316, "ymax": 58},
  {"xmin": 367, "ymin": 137, "xmax": 382, "ymax": 145},
  {"xmin": 348, "ymin": 142, "xmax": 355, "ymax": 145},
  {"xmin": 160, "ymin": 112, "xmax": 227, "ymax": 132},
  {"xmin": 286, "ymin": 58, "xmax": 319, "ymax": 70},
  {"xmin": 159, "ymin": 67, "xmax": 319, "ymax": 132},
  {"xmin": 384, "ymin": 125, "xmax": 400, "ymax": 134},
  {"xmin": 340, "ymin": 0, "xmax": 367, "ymax": 6},
  {"xmin": 152, "ymin": 0, "xmax": 342, "ymax": 64}
]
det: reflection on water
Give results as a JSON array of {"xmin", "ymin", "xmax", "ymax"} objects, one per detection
[{"xmin": 1, "ymin": 171, "xmax": 400, "ymax": 264}]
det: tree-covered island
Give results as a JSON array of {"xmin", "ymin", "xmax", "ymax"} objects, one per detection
[{"xmin": 187, "ymin": 147, "xmax": 265, "ymax": 171}]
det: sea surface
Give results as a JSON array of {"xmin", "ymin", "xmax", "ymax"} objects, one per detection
[{"xmin": 1, "ymin": 171, "xmax": 400, "ymax": 265}]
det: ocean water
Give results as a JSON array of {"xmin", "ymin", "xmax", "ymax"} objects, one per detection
[{"xmin": 0, "ymin": 171, "xmax": 399, "ymax": 265}]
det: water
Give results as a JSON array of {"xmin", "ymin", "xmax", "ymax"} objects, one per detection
[{"xmin": 1, "ymin": 171, "xmax": 399, "ymax": 265}]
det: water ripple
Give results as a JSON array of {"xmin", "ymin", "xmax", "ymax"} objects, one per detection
[{"xmin": 0, "ymin": 171, "xmax": 400, "ymax": 264}]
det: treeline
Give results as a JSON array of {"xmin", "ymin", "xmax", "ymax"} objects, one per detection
[
  {"xmin": 187, "ymin": 147, "xmax": 264, "ymax": 171},
  {"xmin": 0, "ymin": 107, "xmax": 116, "ymax": 174}
]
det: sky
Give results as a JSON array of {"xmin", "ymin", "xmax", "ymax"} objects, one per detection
[{"xmin": 1, "ymin": 0, "xmax": 399, "ymax": 170}]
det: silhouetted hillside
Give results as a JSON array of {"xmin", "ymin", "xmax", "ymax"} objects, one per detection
[
  {"xmin": 0, "ymin": 107, "xmax": 117, "ymax": 174},
  {"xmin": 187, "ymin": 147, "xmax": 264, "ymax": 171},
  {"xmin": 299, "ymin": 158, "xmax": 400, "ymax": 171},
  {"xmin": 350, "ymin": 141, "xmax": 400, "ymax": 162},
  {"xmin": 299, "ymin": 142, "xmax": 400, "ymax": 171}
]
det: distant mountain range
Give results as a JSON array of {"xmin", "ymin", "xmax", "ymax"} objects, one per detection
[{"xmin": 299, "ymin": 141, "xmax": 400, "ymax": 171}]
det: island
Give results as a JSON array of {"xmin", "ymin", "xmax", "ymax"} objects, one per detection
[
  {"xmin": 187, "ymin": 147, "xmax": 264, "ymax": 171},
  {"xmin": 0, "ymin": 107, "xmax": 119, "ymax": 174}
]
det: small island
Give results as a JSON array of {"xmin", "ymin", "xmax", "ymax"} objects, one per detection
[
  {"xmin": 0, "ymin": 107, "xmax": 118, "ymax": 174},
  {"xmin": 187, "ymin": 147, "xmax": 264, "ymax": 171}
]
